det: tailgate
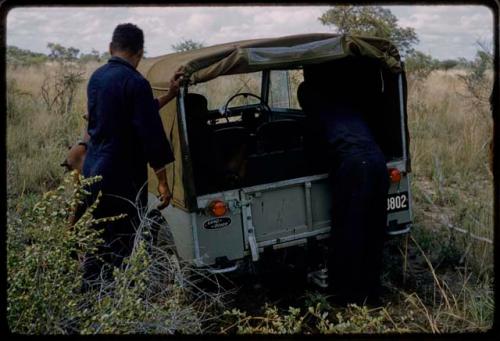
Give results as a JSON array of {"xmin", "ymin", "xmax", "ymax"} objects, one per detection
[{"xmin": 240, "ymin": 174, "xmax": 332, "ymax": 259}]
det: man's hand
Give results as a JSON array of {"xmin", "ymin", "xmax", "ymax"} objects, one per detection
[
  {"xmin": 167, "ymin": 69, "xmax": 185, "ymax": 96},
  {"xmin": 61, "ymin": 143, "xmax": 86, "ymax": 173},
  {"xmin": 156, "ymin": 68, "xmax": 185, "ymax": 109},
  {"xmin": 157, "ymin": 181, "xmax": 172, "ymax": 210}
]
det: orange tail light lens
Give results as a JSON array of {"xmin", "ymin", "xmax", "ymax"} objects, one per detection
[
  {"xmin": 388, "ymin": 168, "xmax": 402, "ymax": 183},
  {"xmin": 208, "ymin": 200, "xmax": 228, "ymax": 217}
]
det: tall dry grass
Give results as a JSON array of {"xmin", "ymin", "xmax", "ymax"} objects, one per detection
[
  {"xmin": 409, "ymin": 70, "xmax": 493, "ymax": 178},
  {"xmin": 6, "ymin": 61, "xmax": 100, "ymax": 199},
  {"xmin": 389, "ymin": 67, "xmax": 495, "ymax": 333},
  {"xmin": 407, "ymin": 69, "xmax": 493, "ymax": 275}
]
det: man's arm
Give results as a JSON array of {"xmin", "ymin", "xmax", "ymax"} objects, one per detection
[
  {"xmin": 153, "ymin": 167, "xmax": 171, "ymax": 209},
  {"xmin": 155, "ymin": 70, "xmax": 184, "ymax": 110},
  {"xmin": 62, "ymin": 116, "xmax": 91, "ymax": 173},
  {"xmin": 130, "ymin": 71, "xmax": 184, "ymax": 209},
  {"xmin": 153, "ymin": 70, "xmax": 184, "ymax": 209}
]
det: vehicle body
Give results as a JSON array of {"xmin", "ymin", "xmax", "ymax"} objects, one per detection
[{"xmin": 138, "ymin": 33, "xmax": 413, "ymax": 272}]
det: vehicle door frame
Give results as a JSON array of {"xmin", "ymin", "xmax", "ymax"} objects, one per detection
[{"xmin": 176, "ymin": 84, "xmax": 198, "ymax": 211}]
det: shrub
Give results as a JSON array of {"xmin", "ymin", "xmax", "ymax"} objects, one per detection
[
  {"xmin": 437, "ymin": 59, "xmax": 458, "ymax": 72},
  {"xmin": 220, "ymin": 302, "xmax": 412, "ymax": 334},
  {"xmin": 40, "ymin": 62, "xmax": 85, "ymax": 116},
  {"xmin": 404, "ymin": 51, "xmax": 438, "ymax": 85},
  {"xmin": 7, "ymin": 174, "xmax": 107, "ymax": 334},
  {"xmin": 7, "ymin": 46, "xmax": 49, "ymax": 67},
  {"xmin": 7, "ymin": 173, "xmax": 223, "ymax": 334},
  {"xmin": 457, "ymin": 41, "xmax": 493, "ymax": 116}
]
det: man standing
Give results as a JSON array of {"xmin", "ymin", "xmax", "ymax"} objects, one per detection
[
  {"xmin": 298, "ymin": 58, "xmax": 389, "ymax": 306},
  {"xmin": 80, "ymin": 23, "xmax": 182, "ymax": 290}
]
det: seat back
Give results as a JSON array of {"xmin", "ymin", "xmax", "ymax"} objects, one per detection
[
  {"xmin": 256, "ymin": 119, "xmax": 303, "ymax": 153},
  {"xmin": 184, "ymin": 93, "xmax": 213, "ymax": 194},
  {"xmin": 209, "ymin": 126, "xmax": 249, "ymax": 190},
  {"xmin": 211, "ymin": 126, "xmax": 248, "ymax": 162},
  {"xmin": 184, "ymin": 93, "xmax": 210, "ymax": 133}
]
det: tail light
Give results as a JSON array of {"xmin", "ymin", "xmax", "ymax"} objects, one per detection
[
  {"xmin": 207, "ymin": 200, "xmax": 228, "ymax": 217},
  {"xmin": 388, "ymin": 168, "xmax": 402, "ymax": 183}
]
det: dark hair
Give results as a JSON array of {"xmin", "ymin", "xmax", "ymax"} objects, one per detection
[{"xmin": 110, "ymin": 23, "xmax": 144, "ymax": 54}]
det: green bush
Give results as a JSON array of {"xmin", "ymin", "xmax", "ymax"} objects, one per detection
[
  {"xmin": 7, "ymin": 174, "xmax": 107, "ymax": 333},
  {"xmin": 7, "ymin": 173, "xmax": 220, "ymax": 334},
  {"xmin": 220, "ymin": 302, "xmax": 413, "ymax": 334},
  {"xmin": 7, "ymin": 46, "xmax": 49, "ymax": 67},
  {"xmin": 405, "ymin": 51, "xmax": 438, "ymax": 84},
  {"xmin": 458, "ymin": 42, "xmax": 493, "ymax": 115}
]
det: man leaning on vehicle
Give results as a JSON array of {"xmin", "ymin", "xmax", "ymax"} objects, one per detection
[
  {"xmin": 298, "ymin": 58, "xmax": 389, "ymax": 306},
  {"xmin": 77, "ymin": 23, "xmax": 183, "ymax": 292}
]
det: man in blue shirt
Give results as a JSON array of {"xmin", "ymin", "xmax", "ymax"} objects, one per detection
[
  {"xmin": 80, "ymin": 23, "xmax": 182, "ymax": 290},
  {"xmin": 299, "ymin": 58, "xmax": 389, "ymax": 306}
]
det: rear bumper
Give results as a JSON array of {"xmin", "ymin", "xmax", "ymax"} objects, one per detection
[
  {"xmin": 386, "ymin": 222, "xmax": 412, "ymax": 236},
  {"xmin": 166, "ymin": 162, "xmax": 413, "ymax": 268}
]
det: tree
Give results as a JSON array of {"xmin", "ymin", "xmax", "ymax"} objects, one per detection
[
  {"xmin": 318, "ymin": 6, "xmax": 418, "ymax": 56},
  {"xmin": 438, "ymin": 59, "xmax": 459, "ymax": 72},
  {"xmin": 404, "ymin": 50, "xmax": 438, "ymax": 83},
  {"xmin": 79, "ymin": 49, "xmax": 101, "ymax": 63},
  {"xmin": 171, "ymin": 39, "xmax": 204, "ymax": 53},
  {"xmin": 456, "ymin": 57, "xmax": 472, "ymax": 69},
  {"xmin": 43, "ymin": 43, "xmax": 85, "ymax": 115},
  {"xmin": 47, "ymin": 42, "xmax": 80, "ymax": 61},
  {"xmin": 458, "ymin": 41, "xmax": 493, "ymax": 112},
  {"xmin": 100, "ymin": 51, "xmax": 111, "ymax": 61},
  {"xmin": 7, "ymin": 46, "xmax": 48, "ymax": 66}
]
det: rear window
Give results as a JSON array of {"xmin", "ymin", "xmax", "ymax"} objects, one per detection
[
  {"xmin": 189, "ymin": 72, "xmax": 262, "ymax": 111},
  {"xmin": 269, "ymin": 69, "xmax": 304, "ymax": 110}
]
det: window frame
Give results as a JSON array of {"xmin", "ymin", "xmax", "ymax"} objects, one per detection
[{"xmin": 263, "ymin": 67, "xmax": 305, "ymax": 114}]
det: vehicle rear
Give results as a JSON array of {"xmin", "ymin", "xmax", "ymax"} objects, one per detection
[
  {"xmin": 140, "ymin": 34, "xmax": 413, "ymax": 271},
  {"xmin": 182, "ymin": 62, "xmax": 412, "ymax": 269}
]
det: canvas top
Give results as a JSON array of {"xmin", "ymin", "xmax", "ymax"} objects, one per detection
[{"xmin": 138, "ymin": 33, "xmax": 402, "ymax": 89}]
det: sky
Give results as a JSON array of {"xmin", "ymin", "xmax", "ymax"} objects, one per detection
[{"xmin": 6, "ymin": 5, "xmax": 493, "ymax": 60}]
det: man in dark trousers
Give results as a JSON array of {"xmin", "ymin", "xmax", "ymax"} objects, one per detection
[
  {"xmin": 80, "ymin": 23, "xmax": 182, "ymax": 291},
  {"xmin": 298, "ymin": 58, "xmax": 389, "ymax": 306}
]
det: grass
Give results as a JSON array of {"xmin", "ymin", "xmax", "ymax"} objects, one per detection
[
  {"xmin": 407, "ymin": 69, "xmax": 493, "ymax": 277},
  {"xmin": 5, "ymin": 60, "xmax": 495, "ymax": 334}
]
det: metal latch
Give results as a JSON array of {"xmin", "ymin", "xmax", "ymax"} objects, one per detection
[
  {"xmin": 239, "ymin": 195, "xmax": 259, "ymax": 261},
  {"xmin": 228, "ymin": 197, "xmax": 253, "ymax": 212}
]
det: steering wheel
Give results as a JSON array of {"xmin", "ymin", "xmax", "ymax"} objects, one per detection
[{"xmin": 220, "ymin": 92, "xmax": 271, "ymax": 118}]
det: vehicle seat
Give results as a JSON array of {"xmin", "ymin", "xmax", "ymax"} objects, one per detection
[
  {"xmin": 210, "ymin": 126, "xmax": 249, "ymax": 189},
  {"xmin": 255, "ymin": 119, "xmax": 303, "ymax": 153},
  {"xmin": 184, "ymin": 93, "xmax": 213, "ymax": 193},
  {"xmin": 185, "ymin": 93, "xmax": 210, "ymax": 134}
]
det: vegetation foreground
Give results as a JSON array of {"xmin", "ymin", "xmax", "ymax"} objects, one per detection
[{"xmin": 6, "ymin": 47, "xmax": 494, "ymax": 334}]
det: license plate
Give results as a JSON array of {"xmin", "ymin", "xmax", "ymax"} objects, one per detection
[{"xmin": 387, "ymin": 192, "xmax": 409, "ymax": 213}]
